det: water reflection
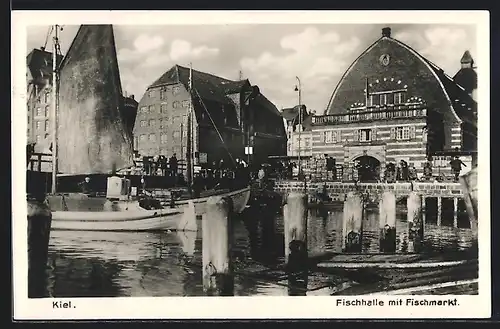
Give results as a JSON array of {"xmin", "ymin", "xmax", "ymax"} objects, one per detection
[{"xmin": 42, "ymin": 206, "xmax": 478, "ymax": 297}]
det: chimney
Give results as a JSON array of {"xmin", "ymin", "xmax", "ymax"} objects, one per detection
[
  {"xmin": 130, "ymin": 95, "xmax": 135, "ymax": 100},
  {"xmin": 382, "ymin": 27, "xmax": 391, "ymax": 38}
]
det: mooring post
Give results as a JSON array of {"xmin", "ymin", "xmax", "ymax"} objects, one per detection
[
  {"xmin": 379, "ymin": 191, "xmax": 396, "ymax": 253},
  {"xmin": 202, "ymin": 196, "xmax": 234, "ymax": 296},
  {"xmin": 342, "ymin": 191, "xmax": 363, "ymax": 253},
  {"xmin": 27, "ymin": 196, "xmax": 52, "ymax": 298},
  {"xmin": 407, "ymin": 192, "xmax": 423, "ymax": 253},
  {"xmin": 437, "ymin": 196, "xmax": 442, "ymax": 226},
  {"xmin": 453, "ymin": 197, "xmax": 458, "ymax": 228},
  {"xmin": 283, "ymin": 192, "xmax": 308, "ymax": 269}
]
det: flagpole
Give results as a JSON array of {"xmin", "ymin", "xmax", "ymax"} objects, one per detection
[{"xmin": 365, "ymin": 77, "xmax": 369, "ymax": 109}]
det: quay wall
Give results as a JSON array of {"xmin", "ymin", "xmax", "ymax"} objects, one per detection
[{"xmin": 274, "ymin": 180, "xmax": 464, "ymax": 202}]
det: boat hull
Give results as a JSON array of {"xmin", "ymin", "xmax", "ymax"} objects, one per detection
[
  {"xmin": 48, "ymin": 186, "xmax": 251, "ymax": 232},
  {"xmin": 51, "ymin": 208, "xmax": 183, "ymax": 231}
]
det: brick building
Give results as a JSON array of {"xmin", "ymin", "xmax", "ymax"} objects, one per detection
[
  {"xmin": 309, "ymin": 27, "xmax": 477, "ymax": 181},
  {"xmin": 133, "ymin": 65, "xmax": 286, "ymax": 169}
]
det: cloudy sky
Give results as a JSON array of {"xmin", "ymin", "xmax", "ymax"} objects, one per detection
[{"xmin": 27, "ymin": 23, "xmax": 476, "ymax": 113}]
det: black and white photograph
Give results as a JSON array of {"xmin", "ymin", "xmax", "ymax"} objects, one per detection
[{"xmin": 13, "ymin": 10, "xmax": 490, "ymax": 320}]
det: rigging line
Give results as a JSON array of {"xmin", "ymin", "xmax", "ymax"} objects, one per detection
[
  {"xmin": 43, "ymin": 26, "xmax": 53, "ymax": 50},
  {"xmin": 191, "ymin": 88, "xmax": 237, "ymax": 168}
]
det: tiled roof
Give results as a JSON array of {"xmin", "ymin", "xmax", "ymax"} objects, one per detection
[
  {"xmin": 282, "ymin": 105, "xmax": 307, "ymax": 121},
  {"xmin": 423, "ymin": 59, "xmax": 477, "ymax": 125},
  {"xmin": 26, "ymin": 48, "xmax": 63, "ymax": 83},
  {"xmin": 149, "ymin": 65, "xmax": 281, "ymax": 116}
]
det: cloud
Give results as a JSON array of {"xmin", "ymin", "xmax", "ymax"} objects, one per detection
[
  {"xmin": 240, "ymin": 26, "xmax": 361, "ymax": 111},
  {"xmin": 133, "ymin": 34, "xmax": 164, "ymax": 53},
  {"xmin": 169, "ymin": 39, "xmax": 220, "ymax": 61},
  {"xmin": 394, "ymin": 26, "xmax": 472, "ymax": 76}
]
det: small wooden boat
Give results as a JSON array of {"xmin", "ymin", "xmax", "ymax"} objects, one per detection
[{"xmin": 47, "ymin": 183, "xmax": 251, "ymax": 232}]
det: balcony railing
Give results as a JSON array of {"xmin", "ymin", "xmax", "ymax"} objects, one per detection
[{"xmin": 312, "ymin": 105, "xmax": 427, "ymax": 126}]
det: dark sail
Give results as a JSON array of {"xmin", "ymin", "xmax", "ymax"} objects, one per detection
[{"xmin": 57, "ymin": 25, "xmax": 134, "ymax": 174}]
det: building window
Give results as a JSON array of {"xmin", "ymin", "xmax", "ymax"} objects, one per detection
[
  {"xmin": 160, "ymin": 133, "xmax": 168, "ymax": 144},
  {"xmin": 149, "ymin": 119, "xmax": 156, "ymax": 127},
  {"xmin": 140, "ymin": 106, "xmax": 148, "ymax": 114},
  {"xmin": 182, "ymin": 100, "xmax": 190, "ymax": 108},
  {"xmin": 44, "ymin": 92, "xmax": 49, "ymax": 103},
  {"xmin": 36, "ymin": 135, "xmax": 41, "ymax": 143},
  {"xmin": 44, "ymin": 120, "xmax": 49, "ymax": 131},
  {"xmin": 392, "ymin": 126, "xmax": 416, "ymax": 140},
  {"xmin": 160, "ymin": 103, "xmax": 168, "ymax": 114},
  {"xmin": 394, "ymin": 92, "xmax": 405, "ymax": 104},
  {"xmin": 380, "ymin": 94, "xmax": 387, "ymax": 105},
  {"xmin": 27, "ymin": 115, "xmax": 30, "ymax": 124},
  {"xmin": 148, "ymin": 133, "xmax": 156, "ymax": 142},
  {"xmin": 304, "ymin": 137, "xmax": 311, "ymax": 148},
  {"xmin": 148, "ymin": 105, "xmax": 155, "ymax": 113},
  {"xmin": 44, "ymin": 106, "xmax": 50, "ymax": 117},
  {"xmin": 134, "ymin": 136, "xmax": 138, "ymax": 148},
  {"xmin": 173, "ymin": 101, "xmax": 180, "ymax": 109},
  {"xmin": 140, "ymin": 120, "xmax": 147, "ymax": 127},
  {"xmin": 148, "ymin": 90, "xmax": 154, "ymax": 98},
  {"xmin": 139, "ymin": 134, "xmax": 146, "ymax": 142},
  {"xmin": 36, "ymin": 121, "xmax": 42, "ymax": 130},
  {"xmin": 367, "ymin": 95, "xmax": 375, "ymax": 107},
  {"xmin": 357, "ymin": 129, "xmax": 372, "ymax": 142},
  {"xmin": 173, "ymin": 86, "xmax": 180, "ymax": 95},
  {"xmin": 324, "ymin": 130, "xmax": 340, "ymax": 143},
  {"xmin": 160, "ymin": 89, "xmax": 166, "ymax": 100},
  {"xmin": 36, "ymin": 107, "xmax": 42, "ymax": 116},
  {"xmin": 173, "ymin": 131, "xmax": 180, "ymax": 139}
]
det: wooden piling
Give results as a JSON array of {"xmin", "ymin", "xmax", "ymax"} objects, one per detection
[
  {"xmin": 202, "ymin": 196, "xmax": 234, "ymax": 296},
  {"xmin": 342, "ymin": 191, "xmax": 363, "ymax": 253},
  {"xmin": 379, "ymin": 191, "xmax": 396, "ymax": 253},
  {"xmin": 437, "ymin": 197, "xmax": 442, "ymax": 226},
  {"xmin": 177, "ymin": 200, "xmax": 197, "ymax": 231},
  {"xmin": 28, "ymin": 198, "xmax": 52, "ymax": 298},
  {"xmin": 453, "ymin": 197, "xmax": 458, "ymax": 228},
  {"xmin": 407, "ymin": 192, "xmax": 423, "ymax": 253},
  {"xmin": 422, "ymin": 197, "xmax": 426, "ymax": 227},
  {"xmin": 283, "ymin": 192, "xmax": 308, "ymax": 271}
]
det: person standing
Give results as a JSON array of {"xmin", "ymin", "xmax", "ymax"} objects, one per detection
[
  {"xmin": 450, "ymin": 156, "xmax": 466, "ymax": 181},
  {"xmin": 169, "ymin": 153, "xmax": 178, "ymax": 177}
]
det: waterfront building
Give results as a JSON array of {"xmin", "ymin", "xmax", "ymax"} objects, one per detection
[
  {"xmin": 26, "ymin": 48, "xmax": 63, "ymax": 151},
  {"xmin": 133, "ymin": 65, "xmax": 287, "ymax": 170},
  {"xmin": 310, "ymin": 27, "xmax": 478, "ymax": 181},
  {"xmin": 282, "ymin": 105, "xmax": 313, "ymax": 157}
]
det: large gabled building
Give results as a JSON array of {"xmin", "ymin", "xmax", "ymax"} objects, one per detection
[
  {"xmin": 133, "ymin": 65, "xmax": 287, "ymax": 169},
  {"xmin": 310, "ymin": 27, "xmax": 477, "ymax": 181}
]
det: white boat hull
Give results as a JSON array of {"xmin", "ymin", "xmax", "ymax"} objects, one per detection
[
  {"xmin": 48, "ymin": 187, "xmax": 251, "ymax": 232},
  {"xmin": 51, "ymin": 208, "xmax": 183, "ymax": 231}
]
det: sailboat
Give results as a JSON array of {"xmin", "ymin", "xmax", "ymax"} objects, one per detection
[{"xmin": 43, "ymin": 25, "xmax": 250, "ymax": 231}]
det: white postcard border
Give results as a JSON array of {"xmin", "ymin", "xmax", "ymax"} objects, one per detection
[{"xmin": 12, "ymin": 10, "xmax": 491, "ymax": 320}]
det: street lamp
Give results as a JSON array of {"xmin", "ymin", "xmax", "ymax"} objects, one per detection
[{"xmin": 294, "ymin": 76, "xmax": 302, "ymax": 179}]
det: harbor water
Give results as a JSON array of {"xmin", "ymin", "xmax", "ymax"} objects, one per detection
[{"xmin": 39, "ymin": 205, "xmax": 478, "ymax": 297}]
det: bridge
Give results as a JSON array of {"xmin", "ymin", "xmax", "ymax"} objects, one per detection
[{"xmin": 274, "ymin": 179, "xmax": 468, "ymax": 229}]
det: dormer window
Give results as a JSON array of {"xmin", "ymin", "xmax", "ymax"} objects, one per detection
[
  {"xmin": 394, "ymin": 92, "xmax": 405, "ymax": 104},
  {"xmin": 380, "ymin": 94, "xmax": 387, "ymax": 105},
  {"xmin": 367, "ymin": 95, "xmax": 375, "ymax": 107}
]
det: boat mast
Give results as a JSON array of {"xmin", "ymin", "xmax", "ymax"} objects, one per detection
[
  {"xmin": 51, "ymin": 25, "xmax": 61, "ymax": 194},
  {"xmin": 186, "ymin": 63, "xmax": 194, "ymax": 195}
]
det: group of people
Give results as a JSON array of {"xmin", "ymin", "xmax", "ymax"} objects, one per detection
[
  {"xmin": 135, "ymin": 153, "xmax": 179, "ymax": 177},
  {"xmin": 384, "ymin": 160, "xmax": 418, "ymax": 182}
]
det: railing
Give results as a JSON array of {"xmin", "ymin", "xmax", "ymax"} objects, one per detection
[
  {"xmin": 28, "ymin": 153, "xmax": 52, "ymax": 172},
  {"xmin": 312, "ymin": 107, "xmax": 427, "ymax": 126}
]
